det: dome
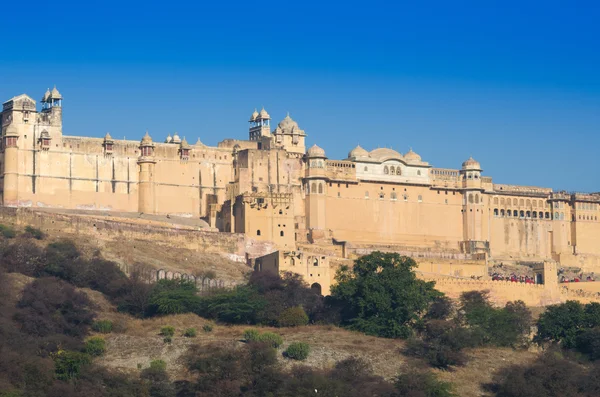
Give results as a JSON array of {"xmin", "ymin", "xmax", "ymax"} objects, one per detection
[
  {"xmin": 104, "ymin": 132, "xmax": 113, "ymax": 141},
  {"xmin": 4, "ymin": 124, "xmax": 18, "ymax": 136},
  {"xmin": 369, "ymin": 148, "xmax": 403, "ymax": 161},
  {"xmin": 41, "ymin": 88, "xmax": 51, "ymax": 103},
  {"xmin": 404, "ymin": 149, "xmax": 422, "ymax": 162},
  {"xmin": 258, "ymin": 107, "xmax": 270, "ymax": 119},
  {"xmin": 348, "ymin": 145, "xmax": 369, "ymax": 159},
  {"xmin": 180, "ymin": 137, "xmax": 191, "ymax": 149},
  {"xmin": 462, "ymin": 156, "xmax": 481, "ymax": 170},
  {"xmin": 277, "ymin": 114, "xmax": 299, "ymax": 130},
  {"xmin": 249, "ymin": 109, "xmax": 259, "ymax": 122},
  {"xmin": 140, "ymin": 131, "xmax": 153, "ymax": 145},
  {"xmin": 50, "ymin": 86, "xmax": 62, "ymax": 100},
  {"xmin": 195, "ymin": 138, "xmax": 204, "ymax": 146},
  {"xmin": 306, "ymin": 144, "xmax": 326, "ymax": 158},
  {"xmin": 172, "ymin": 133, "xmax": 181, "ymax": 143},
  {"xmin": 165, "ymin": 134, "xmax": 173, "ymax": 143}
]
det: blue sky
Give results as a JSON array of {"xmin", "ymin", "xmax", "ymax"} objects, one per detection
[{"xmin": 1, "ymin": 0, "xmax": 599, "ymax": 191}]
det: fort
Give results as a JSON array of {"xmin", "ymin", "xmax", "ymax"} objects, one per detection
[{"xmin": 1, "ymin": 88, "xmax": 600, "ymax": 299}]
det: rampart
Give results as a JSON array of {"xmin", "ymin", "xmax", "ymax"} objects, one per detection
[{"xmin": 0, "ymin": 207, "xmax": 277, "ymax": 263}]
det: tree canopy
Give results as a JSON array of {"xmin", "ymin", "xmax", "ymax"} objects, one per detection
[{"xmin": 330, "ymin": 251, "xmax": 442, "ymax": 338}]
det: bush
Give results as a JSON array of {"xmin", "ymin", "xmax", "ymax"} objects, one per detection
[
  {"xmin": 85, "ymin": 336, "xmax": 106, "ymax": 357},
  {"xmin": 257, "ymin": 332, "xmax": 283, "ymax": 348},
  {"xmin": 24, "ymin": 226, "xmax": 45, "ymax": 240},
  {"xmin": 0, "ymin": 224, "xmax": 16, "ymax": 239},
  {"xmin": 160, "ymin": 326, "xmax": 175, "ymax": 337},
  {"xmin": 53, "ymin": 350, "xmax": 92, "ymax": 381},
  {"xmin": 163, "ymin": 336, "xmax": 172, "ymax": 344},
  {"xmin": 285, "ymin": 342, "xmax": 310, "ymax": 360},
  {"xmin": 536, "ymin": 301, "xmax": 600, "ymax": 348},
  {"xmin": 202, "ymin": 323, "xmax": 213, "ymax": 333},
  {"xmin": 244, "ymin": 329, "xmax": 260, "ymax": 342},
  {"xmin": 149, "ymin": 359, "xmax": 167, "ymax": 371},
  {"xmin": 575, "ymin": 327, "xmax": 600, "ymax": 360},
  {"xmin": 396, "ymin": 370, "xmax": 456, "ymax": 397},
  {"xmin": 277, "ymin": 306, "xmax": 309, "ymax": 327},
  {"xmin": 197, "ymin": 285, "xmax": 267, "ymax": 324},
  {"xmin": 92, "ymin": 320, "xmax": 113, "ymax": 334},
  {"xmin": 147, "ymin": 279, "xmax": 201, "ymax": 316},
  {"xmin": 183, "ymin": 328, "xmax": 197, "ymax": 338}
]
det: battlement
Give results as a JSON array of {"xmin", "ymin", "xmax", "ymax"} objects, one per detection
[{"xmin": 493, "ymin": 184, "xmax": 552, "ymax": 197}]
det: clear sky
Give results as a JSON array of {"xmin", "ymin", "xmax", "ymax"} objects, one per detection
[{"xmin": 1, "ymin": 0, "xmax": 598, "ymax": 192}]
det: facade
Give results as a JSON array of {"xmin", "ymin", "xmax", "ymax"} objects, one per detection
[{"xmin": 2, "ymin": 88, "xmax": 600, "ymax": 294}]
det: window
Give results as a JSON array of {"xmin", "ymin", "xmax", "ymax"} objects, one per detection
[
  {"xmin": 475, "ymin": 194, "xmax": 480, "ymax": 204},
  {"xmin": 311, "ymin": 183, "xmax": 316, "ymax": 193},
  {"xmin": 318, "ymin": 183, "xmax": 323, "ymax": 194},
  {"xmin": 513, "ymin": 198, "xmax": 518, "ymax": 205},
  {"xmin": 514, "ymin": 210, "xmax": 518, "ymax": 217},
  {"xmin": 417, "ymin": 170, "xmax": 421, "ymax": 176},
  {"xmin": 365, "ymin": 191, "xmax": 369, "ymax": 199},
  {"xmin": 526, "ymin": 211, "xmax": 531, "ymax": 218},
  {"xmin": 379, "ymin": 192, "xmax": 385, "ymax": 199},
  {"xmin": 384, "ymin": 166, "xmax": 389, "ymax": 174},
  {"xmin": 519, "ymin": 199, "xmax": 524, "ymax": 206},
  {"xmin": 555, "ymin": 212, "xmax": 559, "ymax": 220},
  {"xmin": 364, "ymin": 166, "xmax": 368, "ymax": 171},
  {"xmin": 500, "ymin": 198, "xmax": 505, "ymax": 205},
  {"xmin": 391, "ymin": 192, "xmax": 397, "ymax": 200},
  {"xmin": 520, "ymin": 210, "xmax": 525, "ymax": 218},
  {"xmin": 396, "ymin": 167, "xmax": 401, "ymax": 175},
  {"xmin": 500, "ymin": 209, "xmax": 505, "ymax": 216},
  {"xmin": 469, "ymin": 194, "xmax": 474, "ymax": 204},
  {"xmin": 494, "ymin": 209, "xmax": 499, "ymax": 216},
  {"xmin": 257, "ymin": 230, "xmax": 261, "ymax": 236},
  {"xmin": 494, "ymin": 197, "xmax": 499, "ymax": 205},
  {"xmin": 390, "ymin": 167, "xmax": 395, "ymax": 175},
  {"xmin": 418, "ymin": 195, "xmax": 422, "ymax": 202},
  {"xmin": 280, "ymin": 231, "xmax": 284, "ymax": 237},
  {"xmin": 403, "ymin": 194, "xmax": 408, "ymax": 201}
]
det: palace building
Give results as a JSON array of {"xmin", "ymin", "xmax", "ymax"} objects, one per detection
[{"xmin": 2, "ymin": 88, "xmax": 600, "ymax": 294}]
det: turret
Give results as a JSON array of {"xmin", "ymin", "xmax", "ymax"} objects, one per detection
[
  {"xmin": 137, "ymin": 131, "xmax": 156, "ymax": 214},
  {"xmin": 460, "ymin": 157, "xmax": 484, "ymax": 245},
  {"xmin": 2, "ymin": 124, "xmax": 20, "ymax": 206},
  {"xmin": 305, "ymin": 144, "xmax": 327, "ymax": 232},
  {"xmin": 248, "ymin": 107, "xmax": 271, "ymax": 141}
]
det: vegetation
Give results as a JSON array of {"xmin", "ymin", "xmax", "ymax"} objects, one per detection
[
  {"xmin": 183, "ymin": 327, "xmax": 197, "ymax": 337},
  {"xmin": 244, "ymin": 328, "xmax": 260, "ymax": 342},
  {"xmin": 160, "ymin": 326, "xmax": 175, "ymax": 337},
  {"xmin": 257, "ymin": 331, "xmax": 284, "ymax": 348},
  {"xmin": 330, "ymin": 252, "xmax": 442, "ymax": 338},
  {"xmin": 202, "ymin": 323, "xmax": 213, "ymax": 333},
  {"xmin": 92, "ymin": 319, "xmax": 113, "ymax": 334},
  {"xmin": 277, "ymin": 305, "xmax": 309, "ymax": 327},
  {"xmin": 85, "ymin": 336, "xmax": 106, "ymax": 357},
  {"xmin": 24, "ymin": 226, "xmax": 45, "ymax": 240},
  {"xmin": 285, "ymin": 342, "xmax": 310, "ymax": 360},
  {"xmin": 535, "ymin": 301, "xmax": 600, "ymax": 349},
  {"xmin": 0, "ymin": 224, "xmax": 16, "ymax": 239}
]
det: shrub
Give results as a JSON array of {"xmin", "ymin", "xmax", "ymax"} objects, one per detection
[
  {"xmin": 92, "ymin": 320, "xmax": 113, "ymax": 334},
  {"xmin": 257, "ymin": 332, "xmax": 283, "ymax": 348},
  {"xmin": 149, "ymin": 359, "xmax": 167, "ymax": 371},
  {"xmin": 160, "ymin": 326, "xmax": 175, "ymax": 337},
  {"xmin": 163, "ymin": 336, "xmax": 172, "ymax": 344},
  {"xmin": 396, "ymin": 370, "xmax": 456, "ymax": 397},
  {"xmin": 183, "ymin": 328, "xmax": 197, "ymax": 338},
  {"xmin": 277, "ymin": 306, "xmax": 309, "ymax": 327},
  {"xmin": 147, "ymin": 279, "xmax": 201, "ymax": 316},
  {"xmin": 203, "ymin": 323, "xmax": 213, "ymax": 333},
  {"xmin": 85, "ymin": 336, "xmax": 106, "ymax": 357},
  {"xmin": 0, "ymin": 224, "xmax": 16, "ymax": 239},
  {"xmin": 536, "ymin": 301, "xmax": 600, "ymax": 348},
  {"xmin": 141, "ymin": 360, "xmax": 169, "ymax": 383},
  {"xmin": 197, "ymin": 285, "xmax": 267, "ymax": 324},
  {"xmin": 53, "ymin": 350, "xmax": 92, "ymax": 381},
  {"xmin": 244, "ymin": 329, "xmax": 260, "ymax": 342},
  {"xmin": 575, "ymin": 327, "xmax": 600, "ymax": 360},
  {"xmin": 285, "ymin": 342, "xmax": 310, "ymax": 360},
  {"xmin": 24, "ymin": 226, "xmax": 45, "ymax": 240}
]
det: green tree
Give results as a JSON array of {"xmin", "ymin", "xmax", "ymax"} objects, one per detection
[
  {"xmin": 330, "ymin": 252, "xmax": 443, "ymax": 338},
  {"xmin": 147, "ymin": 279, "xmax": 200, "ymax": 316},
  {"xmin": 535, "ymin": 300, "xmax": 588, "ymax": 348}
]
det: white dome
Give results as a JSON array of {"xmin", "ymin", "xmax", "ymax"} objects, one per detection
[{"xmin": 306, "ymin": 144, "xmax": 326, "ymax": 158}]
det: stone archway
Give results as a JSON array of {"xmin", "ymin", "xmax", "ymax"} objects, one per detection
[{"xmin": 310, "ymin": 283, "xmax": 322, "ymax": 295}]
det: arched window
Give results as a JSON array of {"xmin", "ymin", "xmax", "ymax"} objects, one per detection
[
  {"xmin": 391, "ymin": 192, "xmax": 397, "ymax": 200},
  {"xmin": 533, "ymin": 200, "xmax": 537, "ymax": 208},
  {"xmin": 364, "ymin": 166, "xmax": 368, "ymax": 171},
  {"xmin": 418, "ymin": 195, "xmax": 423, "ymax": 202},
  {"xmin": 469, "ymin": 194, "xmax": 474, "ymax": 204},
  {"xmin": 560, "ymin": 213, "xmax": 565, "ymax": 220},
  {"xmin": 379, "ymin": 192, "xmax": 385, "ymax": 199},
  {"xmin": 514, "ymin": 210, "xmax": 518, "ymax": 217},
  {"xmin": 526, "ymin": 211, "xmax": 531, "ymax": 218},
  {"xmin": 475, "ymin": 194, "xmax": 480, "ymax": 204},
  {"xmin": 313, "ymin": 258, "xmax": 319, "ymax": 267},
  {"xmin": 519, "ymin": 199, "xmax": 524, "ymax": 206},
  {"xmin": 500, "ymin": 198, "xmax": 505, "ymax": 205},
  {"xmin": 384, "ymin": 166, "xmax": 389, "ymax": 174},
  {"xmin": 390, "ymin": 167, "xmax": 395, "ymax": 175},
  {"xmin": 311, "ymin": 183, "xmax": 316, "ymax": 194},
  {"xmin": 526, "ymin": 199, "xmax": 531, "ymax": 206},
  {"xmin": 280, "ymin": 230, "xmax": 284, "ymax": 237},
  {"xmin": 539, "ymin": 200, "xmax": 544, "ymax": 207},
  {"xmin": 494, "ymin": 197, "xmax": 499, "ymax": 205},
  {"xmin": 545, "ymin": 212, "xmax": 550, "ymax": 219},
  {"xmin": 257, "ymin": 230, "xmax": 261, "ymax": 236},
  {"xmin": 513, "ymin": 198, "xmax": 518, "ymax": 205},
  {"xmin": 494, "ymin": 209, "xmax": 499, "ymax": 216},
  {"xmin": 311, "ymin": 283, "xmax": 322, "ymax": 295},
  {"xmin": 396, "ymin": 167, "xmax": 401, "ymax": 175},
  {"xmin": 403, "ymin": 194, "xmax": 408, "ymax": 201},
  {"xmin": 555, "ymin": 212, "xmax": 559, "ymax": 220},
  {"xmin": 318, "ymin": 183, "xmax": 323, "ymax": 194},
  {"xmin": 417, "ymin": 170, "xmax": 421, "ymax": 176},
  {"xmin": 520, "ymin": 210, "xmax": 525, "ymax": 218},
  {"xmin": 365, "ymin": 191, "xmax": 369, "ymax": 199}
]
